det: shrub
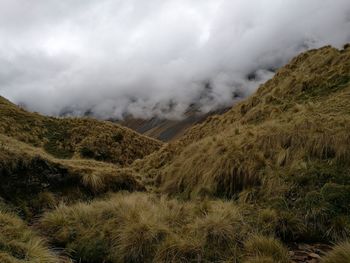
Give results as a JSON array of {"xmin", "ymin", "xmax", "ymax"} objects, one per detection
[
  {"xmin": 112, "ymin": 132, "xmax": 124, "ymax": 142},
  {"xmin": 275, "ymin": 211, "xmax": 306, "ymax": 241},
  {"xmin": 79, "ymin": 146, "xmax": 95, "ymax": 159}
]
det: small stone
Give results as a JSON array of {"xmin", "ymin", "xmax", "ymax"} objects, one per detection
[{"xmin": 309, "ymin": 253, "xmax": 321, "ymax": 259}]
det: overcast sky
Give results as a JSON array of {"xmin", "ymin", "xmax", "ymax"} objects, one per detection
[{"xmin": 0, "ymin": 0, "xmax": 350, "ymax": 119}]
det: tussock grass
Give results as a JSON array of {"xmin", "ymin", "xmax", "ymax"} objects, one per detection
[
  {"xmin": 154, "ymin": 235, "xmax": 204, "ymax": 263},
  {"xmin": 131, "ymin": 45, "xmax": 350, "ymax": 244},
  {"xmin": 192, "ymin": 202, "xmax": 246, "ymax": 261},
  {"xmin": 243, "ymin": 235, "xmax": 290, "ymax": 263},
  {"xmin": 39, "ymin": 193, "xmax": 277, "ymax": 262},
  {"xmin": 155, "ymin": 114, "xmax": 350, "ymax": 201},
  {"xmin": 0, "ymin": 96, "xmax": 162, "ymax": 165},
  {"xmin": 0, "ymin": 210, "xmax": 59, "ymax": 262},
  {"xmin": 0, "ymin": 134, "xmax": 144, "ymax": 217},
  {"xmin": 134, "ymin": 45, "xmax": 350, "ymax": 188},
  {"xmin": 115, "ymin": 219, "xmax": 168, "ymax": 262},
  {"xmin": 321, "ymin": 242, "xmax": 350, "ymax": 263}
]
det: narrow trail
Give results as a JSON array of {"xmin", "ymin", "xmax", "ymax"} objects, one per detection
[{"xmin": 289, "ymin": 243, "xmax": 332, "ymax": 263}]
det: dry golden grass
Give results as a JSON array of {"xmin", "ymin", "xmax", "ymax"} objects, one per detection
[
  {"xmin": 134, "ymin": 45, "xmax": 350, "ymax": 199},
  {"xmin": 129, "ymin": 45, "xmax": 350, "ymax": 245},
  {"xmin": 0, "ymin": 210, "xmax": 60, "ymax": 263},
  {"xmin": 0, "ymin": 134, "xmax": 145, "ymax": 218},
  {"xmin": 39, "ymin": 192, "xmax": 293, "ymax": 263},
  {"xmin": 243, "ymin": 235, "xmax": 290, "ymax": 263},
  {"xmin": 0, "ymin": 96, "xmax": 162, "ymax": 165},
  {"xmin": 154, "ymin": 114, "xmax": 350, "ymax": 200},
  {"xmin": 321, "ymin": 242, "xmax": 350, "ymax": 263}
]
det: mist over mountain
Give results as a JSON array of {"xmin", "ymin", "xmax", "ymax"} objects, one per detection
[{"xmin": 1, "ymin": 0, "xmax": 350, "ymax": 119}]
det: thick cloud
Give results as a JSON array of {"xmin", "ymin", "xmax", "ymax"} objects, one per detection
[{"xmin": 0, "ymin": 0, "xmax": 349, "ymax": 119}]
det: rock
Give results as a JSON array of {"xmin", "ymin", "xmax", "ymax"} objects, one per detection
[{"xmin": 309, "ymin": 253, "xmax": 321, "ymax": 259}]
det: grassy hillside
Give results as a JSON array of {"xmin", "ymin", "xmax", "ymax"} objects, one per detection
[
  {"xmin": 0, "ymin": 96, "xmax": 161, "ymax": 218},
  {"xmin": 0, "ymin": 97, "xmax": 162, "ymax": 165},
  {"xmin": 133, "ymin": 45, "xmax": 350, "ymax": 242},
  {"xmin": 1, "ymin": 44, "xmax": 350, "ymax": 262},
  {"xmin": 0, "ymin": 134, "xmax": 145, "ymax": 218}
]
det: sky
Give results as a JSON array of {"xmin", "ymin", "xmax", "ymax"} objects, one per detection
[{"xmin": 0, "ymin": 0, "xmax": 350, "ymax": 119}]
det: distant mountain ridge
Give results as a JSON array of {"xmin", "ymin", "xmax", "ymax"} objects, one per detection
[{"xmin": 118, "ymin": 106, "xmax": 230, "ymax": 141}]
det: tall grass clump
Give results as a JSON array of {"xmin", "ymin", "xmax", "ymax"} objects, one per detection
[
  {"xmin": 39, "ymin": 193, "xmax": 265, "ymax": 262},
  {"xmin": 0, "ymin": 210, "xmax": 59, "ymax": 263},
  {"xmin": 191, "ymin": 202, "xmax": 247, "ymax": 261},
  {"xmin": 321, "ymin": 242, "xmax": 350, "ymax": 263},
  {"xmin": 243, "ymin": 235, "xmax": 290, "ymax": 263}
]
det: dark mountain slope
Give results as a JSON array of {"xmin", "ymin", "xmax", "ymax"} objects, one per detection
[{"xmin": 119, "ymin": 107, "xmax": 229, "ymax": 142}]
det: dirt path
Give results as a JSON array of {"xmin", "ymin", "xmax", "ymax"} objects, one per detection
[{"xmin": 289, "ymin": 243, "xmax": 332, "ymax": 263}]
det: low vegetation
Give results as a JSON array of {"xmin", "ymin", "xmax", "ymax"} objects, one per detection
[
  {"xmin": 0, "ymin": 134, "xmax": 145, "ymax": 219},
  {"xmin": 0, "ymin": 44, "xmax": 349, "ymax": 262},
  {"xmin": 133, "ymin": 44, "xmax": 350, "ymax": 245},
  {"xmin": 321, "ymin": 242, "xmax": 350, "ymax": 263},
  {"xmin": 0, "ymin": 97, "xmax": 162, "ymax": 165},
  {"xmin": 39, "ymin": 192, "xmax": 292, "ymax": 263},
  {"xmin": 0, "ymin": 209, "xmax": 60, "ymax": 263}
]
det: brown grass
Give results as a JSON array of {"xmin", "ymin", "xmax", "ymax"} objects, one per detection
[
  {"xmin": 0, "ymin": 96, "xmax": 162, "ymax": 165},
  {"xmin": 128, "ymin": 45, "xmax": 350, "ymax": 245},
  {"xmin": 39, "ymin": 193, "xmax": 275, "ymax": 262},
  {"xmin": 243, "ymin": 235, "xmax": 290, "ymax": 263},
  {"xmin": 321, "ymin": 242, "xmax": 350, "ymax": 263},
  {"xmin": 0, "ymin": 210, "xmax": 60, "ymax": 263},
  {"xmin": 0, "ymin": 134, "xmax": 144, "ymax": 218}
]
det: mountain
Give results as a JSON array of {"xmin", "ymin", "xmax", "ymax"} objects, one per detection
[
  {"xmin": 118, "ymin": 106, "xmax": 230, "ymax": 141},
  {"xmin": 132, "ymin": 44, "xmax": 350, "ymax": 246},
  {"xmin": 135, "ymin": 45, "xmax": 350, "ymax": 199},
  {"xmin": 1, "ymin": 44, "xmax": 350, "ymax": 262}
]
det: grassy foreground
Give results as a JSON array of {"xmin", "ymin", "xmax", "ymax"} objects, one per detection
[
  {"xmin": 0, "ymin": 44, "xmax": 350, "ymax": 262},
  {"xmin": 39, "ymin": 192, "xmax": 291, "ymax": 263}
]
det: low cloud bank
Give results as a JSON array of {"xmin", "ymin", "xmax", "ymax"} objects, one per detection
[{"xmin": 0, "ymin": 0, "xmax": 350, "ymax": 119}]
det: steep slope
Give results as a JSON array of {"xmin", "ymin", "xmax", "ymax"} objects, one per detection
[
  {"xmin": 133, "ymin": 44, "xmax": 350, "ymax": 242},
  {"xmin": 135, "ymin": 45, "xmax": 350, "ymax": 191},
  {"xmin": 119, "ymin": 107, "xmax": 229, "ymax": 142}
]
